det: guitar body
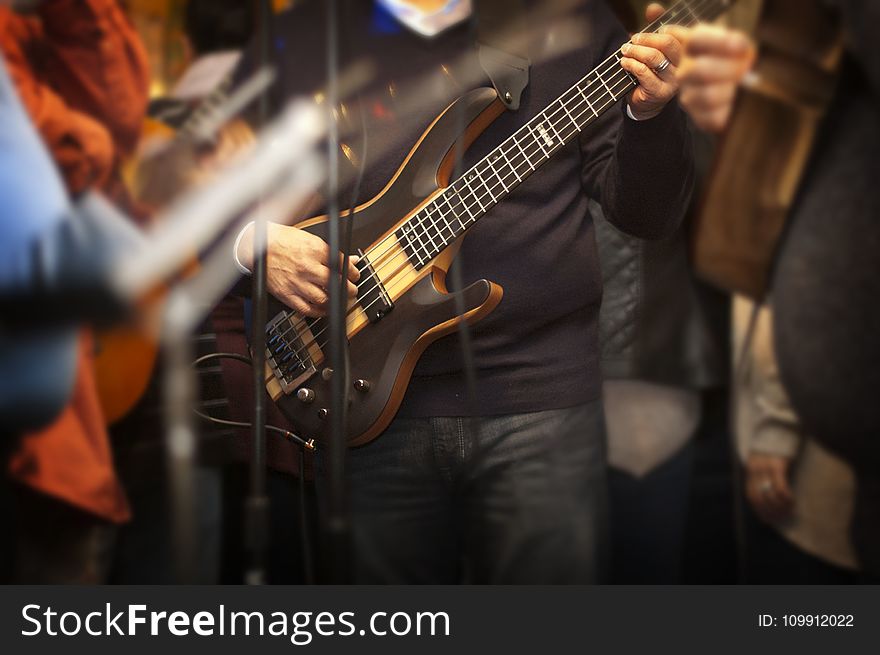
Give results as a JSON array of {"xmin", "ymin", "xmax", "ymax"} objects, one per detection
[
  {"xmin": 93, "ymin": 116, "xmax": 174, "ymax": 425},
  {"xmin": 264, "ymin": 87, "xmax": 505, "ymax": 446},
  {"xmin": 93, "ymin": 325, "xmax": 158, "ymax": 424}
]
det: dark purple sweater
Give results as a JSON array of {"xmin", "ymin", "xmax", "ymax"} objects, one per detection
[{"xmin": 249, "ymin": 0, "xmax": 694, "ymax": 418}]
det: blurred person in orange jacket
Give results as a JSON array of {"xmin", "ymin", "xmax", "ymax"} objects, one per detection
[{"xmin": 0, "ymin": 0, "xmax": 149, "ymax": 583}]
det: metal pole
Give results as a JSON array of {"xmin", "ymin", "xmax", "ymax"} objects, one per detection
[
  {"xmin": 164, "ymin": 294, "xmax": 198, "ymax": 584},
  {"xmin": 245, "ymin": 0, "xmax": 273, "ymax": 586},
  {"xmin": 325, "ymin": 0, "xmax": 352, "ymax": 584}
]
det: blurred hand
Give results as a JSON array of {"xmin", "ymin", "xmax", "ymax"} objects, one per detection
[
  {"xmin": 745, "ymin": 452, "xmax": 795, "ymax": 523},
  {"xmin": 673, "ymin": 24, "xmax": 757, "ymax": 133},
  {"xmin": 135, "ymin": 120, "xmax": 257, "ymax": 211},
  {"xmin": 237, "ymin": 223, "xmax": 359, "ymax": 318},
  {"xmin": 619, "ymin": 4, "xmax": 684, "ymax": 120},
  {"xmin": 194, "ymin": 119, "xmax": 256, "ymax": 182}
]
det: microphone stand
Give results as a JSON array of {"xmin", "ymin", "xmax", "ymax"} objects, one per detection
[
  {"xmin": 163, "ymin": 293, "xmax": 199, "ymax": 584},
  {"xmin": 245, "ymin": 0, "xmax": 274, "ymax": 586},
  {"xmin": 324, "ymin": 0, "xmax": 352, "ymax": 584}
]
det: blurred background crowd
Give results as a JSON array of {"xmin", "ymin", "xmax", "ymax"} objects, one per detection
[{"xmin": 0, "ymin": 0, "xmax": 877, "ymax": 585}]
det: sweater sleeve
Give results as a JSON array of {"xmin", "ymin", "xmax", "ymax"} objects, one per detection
[
  {"xmin": 36, "ymin": 0, "xmax": 150, "ymax": 159},
  {"xmin": 1, "ymin": 9, "xmax": 108, "ymax": 193},
  {"xmin": 578, "ymin": 3, "xmax": 694, "ymax": 240},
  {"xmin": 742, "ymin": 301, "xmax": 803, "ymax": 459}
]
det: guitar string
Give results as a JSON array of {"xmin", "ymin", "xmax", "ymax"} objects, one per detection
[
  {"xmin": 269, "ymin": 0, "xmax": 721, "ymax": 368},
  {"xmin": 270, "ymin": 0, "xmax": 723, "ymax": 370}
]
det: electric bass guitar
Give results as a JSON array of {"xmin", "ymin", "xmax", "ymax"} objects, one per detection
[{"xmin": 263, "ymin": 0, "xmax": 737, "ymax": 446}]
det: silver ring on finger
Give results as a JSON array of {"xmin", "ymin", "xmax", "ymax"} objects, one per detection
[{"xmin": 653, "ymin": 57, "xmax": 671, "ymax": 74}]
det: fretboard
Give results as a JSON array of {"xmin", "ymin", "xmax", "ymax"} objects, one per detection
[{"xmin": 396, "ymin": 0, "xmax": 735, "ymax": 269}]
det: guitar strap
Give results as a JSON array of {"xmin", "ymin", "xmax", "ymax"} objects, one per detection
[{"xmin": 473, "ymin": 0, "xmax": 531, "ymax": 111}]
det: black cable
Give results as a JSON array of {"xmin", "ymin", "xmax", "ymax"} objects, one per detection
[
  {"xmin": 194, "ymin": 352, "xmax": 253, "ymax": 368},
  {"xmin": 191, "ymin": 352, "xmax": 316, "ymax": 451},
  {"xmin": 193, "ymin": 351, "xmax": 318, "ymax": 584}
]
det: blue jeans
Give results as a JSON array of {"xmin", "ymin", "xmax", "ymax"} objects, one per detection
[{"xmin": 320, "ymin": 401, "xmax": 609, "ymax": 583}]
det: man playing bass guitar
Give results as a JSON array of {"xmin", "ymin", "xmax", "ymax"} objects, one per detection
[{"xmin": 231, "ymin": 0, "xmax": 696, "ymax": 583}]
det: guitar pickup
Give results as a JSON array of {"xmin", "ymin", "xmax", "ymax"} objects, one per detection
[
  {"xmin": 355, "ymin": 249, "xmax": 394, "ymax": 324},
  {"xmin": 266, "ymin": 311, "xmax": 318, "ymax": 395}
]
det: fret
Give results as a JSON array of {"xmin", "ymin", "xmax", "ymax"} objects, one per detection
[
  {"xmin": 576, "ymin": 84, "xmax": 598, "ymax": 121},
  {"xmin": 597, "ymin": 70, "xmax": 616, "ymax": 102},
  {"xmin": 396, "ymin": 227, "xmax": 412, "ymax": 265},
  {"xmin": 420, "ymin": 212, "xmax": 442, "ymax": 252},
  {"xmin": 425, "ymin": 205, "xmax": 449, "ymax": 243},
  {"xmin": 607, "ymin": 68, "xmax": 632, "ymax": 101},
  {"xmin": 411, "ymin": 221, "xmax": 432, "ymax": 265},
  {"xmin": 436, "ymin": 208, "xmax": 454, "ymax": 243},
  {"xmin": 412, "ymin": 214, "xmax": 437, "ymax": 255},
  {"xmin": 512, "ymin": 135, "xmax": 535, "ymax": 171},
  {"xmin": 471, "ymin": 170, "xmax": 498, "ymax": 205},
  {"xmin": 440, "ymin": 206, "xmax": 458, "ymax": 242},
  {"xmin": 399, "ymin": 222, "xmax": 425, "ymax": 267},
  {"xmin": 411, "ymin": 237, "xmax": 427, "ymax": 269},
  {"xmin": 545, "ymin": 116, "xmax": 565, "ymax": 148},
  {"xmin": 412, "ymin": 214, "xmax": 434, "ymax": 252},
  {"xmin": 465, "ymin": 179, "xmax": 487, "ymax": 214},
  {"xmin": 529, "ymin": 123, "xmax": 551, "ymax": 160},
  {"xmin": 443, "ymin": 191, "xmax": 469, "ymax": 232},
  {"xmin": 450, "ymin": 194, "xmax": 469, "ymax": 233},
  {"xmin": 414, "ymin": 213, "xmax": 435, "ymax": 250},
  {"xmin": 489, "ymin": 157, "xmax": 510, "ymax": 193},
  {"xmin": 560, "ymin": 97, "xmax": 580, "ymax": 133},
  {"xmin": 431, "ymin": 204, "xmax": 457, "ymax": 242},
  {"xmin": 401, "ymin": 222, "xmax": 422, "ymax": 264},
  {"xmin": 683, "ymin": 2, "xmax": 700, "ymax": 24},
  {"xmin": 457, "ymin": 187, "xmax": 477, "ymax": 226},
  {"xmin": 499, "ymin": 148, "xmax": 522, "ymax": 183}
]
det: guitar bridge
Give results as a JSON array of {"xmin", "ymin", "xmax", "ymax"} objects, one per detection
[
  {"xmin": 356, "ymin": 249, "xmax": 394, "ymax": 323},
  {"xmin": 265, "ymin": 311, "xmax": 319, "ymax": 395}
]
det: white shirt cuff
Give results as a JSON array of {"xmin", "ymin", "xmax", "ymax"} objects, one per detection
[
  {"xmin": 233, "ymin": 221, "xmax": 255, "ymax": 275},
  {"xmin": 626, "ymin": 104, "xmax": 645, "ymax": 121}
]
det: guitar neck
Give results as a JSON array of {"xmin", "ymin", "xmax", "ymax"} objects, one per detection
[
  {"xmin": 396, "ymin": 0, "xmax": 735, "ymax": 270},
  {"xmin": 177, "ymin": 74, "xmax": 234, "ymax": 142}
]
